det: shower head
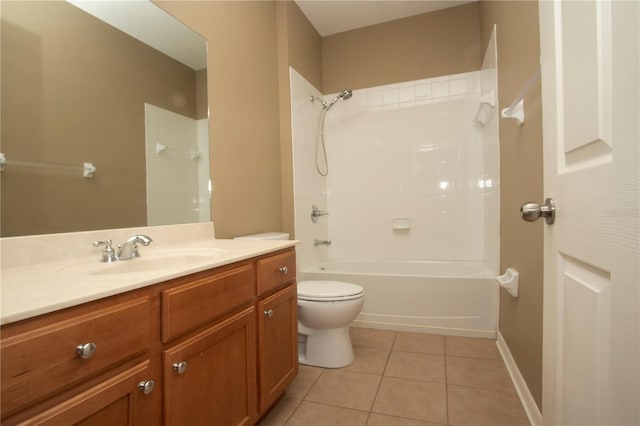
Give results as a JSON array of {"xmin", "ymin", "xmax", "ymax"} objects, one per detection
[
  {"xmin": 340, "ymin": 89, "xmax": 353, "ymax": 100},
  {"xmin": 326, "ymin": 89, "xmax": 353, "ymax": 110}
]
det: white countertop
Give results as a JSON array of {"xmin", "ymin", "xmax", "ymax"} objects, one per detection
[{"xmin": 0, "ymin": 223, "xmax": 297, "ymax": 325}]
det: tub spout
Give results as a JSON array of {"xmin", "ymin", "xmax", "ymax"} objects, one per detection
[{"xmin": 313, "ymin": 239, "xmax": 332, "ymax": 247}]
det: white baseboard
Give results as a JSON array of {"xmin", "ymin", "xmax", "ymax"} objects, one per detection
[
  {"xmin": 352, "ymin": 319, "xmax": 496, "ymax": 339},
  {"xmin": 496, "ymin": 331, "xmax": 543, "ymax": 426}
]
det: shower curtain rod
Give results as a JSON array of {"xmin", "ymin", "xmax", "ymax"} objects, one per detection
[
  {"xmin": 501, "ymin": 67, "xmax": 541, "ymax": 126},
  {"xmin": 0, "ymin": 153, "xmax": 96, "ymax": 178}
]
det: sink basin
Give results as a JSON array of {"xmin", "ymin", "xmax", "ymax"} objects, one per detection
[{"xmin": 89, "ymin": 248, "xmax": 229, "ymax": 275}]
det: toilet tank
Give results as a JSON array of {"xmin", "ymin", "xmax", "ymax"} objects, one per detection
[{"xmin": 233, "ymin": 232, "xmax": 289, "ymax": 240}]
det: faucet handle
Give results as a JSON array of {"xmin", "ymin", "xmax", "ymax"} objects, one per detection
[
  {"xmin": 93, "ymin": 240, "xmax": 118, "ymax": 263},
  {"xmin": 311, "ymin": 204, "xmax": 329, "ymax": 223},
  {"xmin": 93, "ymin": 239, "xmax": 112, "ymax": 248}
]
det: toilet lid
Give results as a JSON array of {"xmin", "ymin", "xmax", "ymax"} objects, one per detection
[{"xmin": 297, "ymin": 281, "xmax": 364, "ymax": 301}]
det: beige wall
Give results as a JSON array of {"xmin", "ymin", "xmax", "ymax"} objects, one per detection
[
  {"xmin": 157, "ymin": 1, "xmax": 283, "ymax": 239},
  {"xmin": 276, "ymin": 1, "xmax": 323, "ymax": 239},
  {"xmin": 1, "ymin": 1, "xmax": 197, "ymax": 237},
  {"xmin": 479, "ymin": 0, "xmax": 544, "ymax": 409},
  {"xmin": 322, "ymin": 2, "xmax": 482, "ymax": 93},
  {"xmin": 282, "ymin": 2, "xmax": 323, "ymax": 92}
]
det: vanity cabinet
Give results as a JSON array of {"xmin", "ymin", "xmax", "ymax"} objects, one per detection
[
  {"xmin": 255, "ymin": 248, "xmax": 298, "ymax": 413},
  {"xmin": 160, "ymin": 247, "xmax": 297, "ymax": 424},
  {"xmin": 0, "ymin": 247, "xmax": 297, "ymax": 425},
  {"xmin": 0, "ymin": 290, "xmax": 159, "ymax": 425},
  {"xmin": 159, "ymin": 261, "xmax": 258, "ymax": 425}
]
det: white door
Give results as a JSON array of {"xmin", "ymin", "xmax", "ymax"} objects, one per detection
[{"xmin": 539, "ymin": 1, "xmax": 639, "ymax": 425}]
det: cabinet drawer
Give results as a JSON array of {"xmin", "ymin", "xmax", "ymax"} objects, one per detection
[
  {"xmin": 1, "ymin": 297, "xmax": 150, "ymax": 416},
  {"xmin": 161, "ymin": 263, "xmax": 256, "ymax": 343},
  {"xmin": 257, "ymin": 249, "xmax": 296, "ymax": 295}
]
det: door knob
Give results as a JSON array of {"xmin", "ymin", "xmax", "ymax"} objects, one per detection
[{"xmin": 521, "ymin": 198, "xmax": 555, "ymax": 224}]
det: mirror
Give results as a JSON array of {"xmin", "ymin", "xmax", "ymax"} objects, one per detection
[{"xmin": 0, "ymin": 0, "xmax": 210, "ymax": 237}]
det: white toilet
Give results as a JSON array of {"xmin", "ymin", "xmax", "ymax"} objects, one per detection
[
  {"xmin": 233, "ymin": 232, "xmax": 365, "ymax": 369},
  {"xmin": 297, "ymin": 280, "xmax": 364, "ymax": 368}
]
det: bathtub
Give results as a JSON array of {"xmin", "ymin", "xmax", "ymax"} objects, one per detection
[{"xmin": 300, "ymin": 260, "xmax": 498, "ymax": 338}]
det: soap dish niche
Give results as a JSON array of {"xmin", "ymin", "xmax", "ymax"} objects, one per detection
[{"xmin": 392, "ymin": 218, "xmax": 410, "ymax": 230}]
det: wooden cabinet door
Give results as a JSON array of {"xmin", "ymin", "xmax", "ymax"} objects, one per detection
[
  {"xmin": 257, "ymin": 284, "xmax": 298, "ymax": 413},
  {"xmin": 162, "ymin": 307, "xmax": 257, "ymax": 426},
  {"xmin": 9, "ymin": 361, "xmax": 158, "ymax": 426}
]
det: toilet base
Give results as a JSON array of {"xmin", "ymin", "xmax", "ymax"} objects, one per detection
[{"xmin": 298, "ymin": 326, "xmax": 354, "ymax": 368}]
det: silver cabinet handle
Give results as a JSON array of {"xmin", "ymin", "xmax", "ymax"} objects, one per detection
[
  {"xmin": 173, "ymin": 361, "xmax": 188, "ymax": 374},
  {"xmin": 279, "ymin": 266, "xmax": 288, "ymax": 274},
  {"xmin": 75, "ymin": 342, "xmax": 97, "ymax": 359},
  {"xmin": 521, "ymin": 198, "xmax": 556, "ymax": 224},
  {"xmin": 264, "ymin": 309, "xmax": 274, "ymax": 317},
  {"xmin": 138, "ymin": 380, "xmax": 155, "ymax": 395}
]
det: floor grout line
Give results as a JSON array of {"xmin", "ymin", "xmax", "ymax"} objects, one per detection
[
  {"xmin": 302, "ymin": 367, "xmax": 325, "ymax": 400},
  {"xmin": 281, "ymin": 365, "xmax": 327, "ymax": 425},
  {"xmin": 280, "ymin": 397, "xmax": 301, "ymax": 426},
  {"xmin": 360, "ymin": 329, "xmax": 396, "ymax": 423},
  {"xmin": 444, "ymin": 339, "xmax": 450, "ymax": 426},
  {"xmin": 277, "ymin": 330, "xmax": 527, "ymax": 426}
]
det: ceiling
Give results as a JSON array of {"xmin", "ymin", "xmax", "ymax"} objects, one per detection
[{"xmin": 295, "ymin": 0, "xmax": 476, "ymax": 37}]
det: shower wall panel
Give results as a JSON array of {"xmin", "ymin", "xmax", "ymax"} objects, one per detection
[
  {"xmin": 480, "ymin": 27, "xmax": 500, "ymax": 274},
  {"xmin": 290, "ymin": 68, "xmax": 329, "ymax": 271},
  {"xmin": 324, "ymin": 72, "xmax": 488, "ymax": 261}
]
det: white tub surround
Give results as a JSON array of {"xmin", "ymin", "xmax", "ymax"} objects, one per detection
[
  {"xmin": 302, "ymin": 260, "xmax": 498, "ymax": 338},
  {"xmin": 480, "ymin": 25, "xmax": 500, "ymax": 275},
  {"xmin": 290, "ymin": 68, "xmax": 500, "ymax": 272},
  {"xmin": 1, "ymin": 222, "xmax": 297, "ymax": 325}
]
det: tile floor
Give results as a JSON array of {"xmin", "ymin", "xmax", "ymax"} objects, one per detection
[{"xmin": 259, "ymin": 327, "xmax": 529, "ymax": 426}]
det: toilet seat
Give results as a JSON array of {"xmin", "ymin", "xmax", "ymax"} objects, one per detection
[{"xmin": 298, "ymin": 281, "xmax": 364, "ymax": 302}]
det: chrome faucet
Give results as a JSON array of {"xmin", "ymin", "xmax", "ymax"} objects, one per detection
[
  {"xmin": 313, "ymin": 239, "xmax": 332, "ymax": 246},
  {"xmin": 117, "ymin": 235, "xmax": 153, "ymax": 260}
]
